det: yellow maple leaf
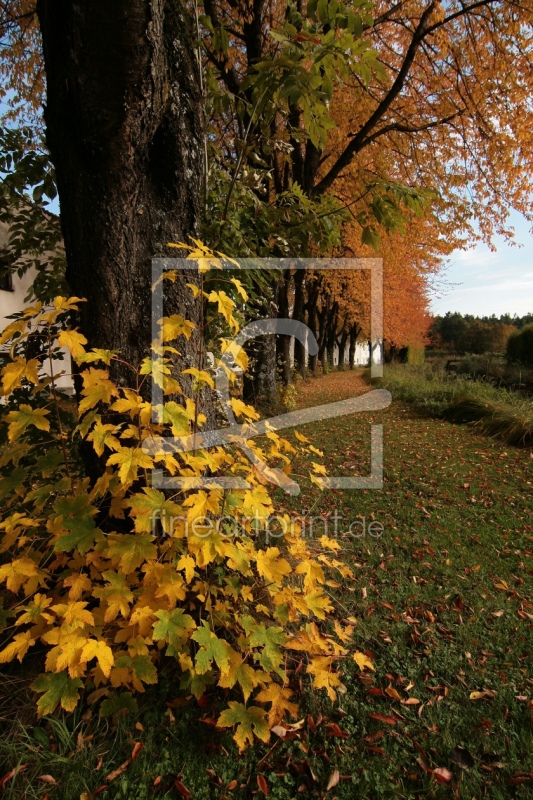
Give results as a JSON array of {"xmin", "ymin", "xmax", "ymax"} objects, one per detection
[
  {"xmin": 307, "ymin": 656, "xmax": 342, "ymax": 702},
  {"xmin": 87, "ymin": 422, "xmax": 121, "ymax": 457},
  {"xmin": 80, "ymin": 639, "xmax": 114, "ymax": 678},
  {"xmin": 303, "ymin": 589, "xmax": 334, "ymax": 620},
  {"xmin": 0, "ymin": 557, "xmax": 42, "ymax": 594},
  {"xmin": 182, "ymin": 490, "xmax": 221, "ymax": 523},
  {"xmin": 52, "ymin": 601, "xmax": 95, "ymax": 629},
  {"xmin": 110, "ymin": 389, "xmax": 145, "ymax": 419},
  {"xmin": 159, "ymin": 314, "xmax": 195, "ymax": 341},
  {"xmin": 0, "ymin": 319, "xmax": 27, "ymax": 346},
  {"xmin": 206, "ymin": 290, "xmax": 238, "ymax": 332},
  {"xmin": 230, "ymin": 398, "xmax": 260, "ymax": 420},
  {"xmin": 230, "ymin": 277, "xmax": 249, "ymax": 301},
  {"xmin": 312, "ymin": 462, "xmax": 327, "ymax": 476},
  {"xmin": 241, "ymin": 486, "xmax": 272, "ymax": 520},
  {"xmin": 53, "ymin": 296, "xmax": 82, "ymax": 312},
  {"xmin": 177, "ymin": 554, "xmax": 196, "ymax": 583},
  {"xmin": 63, "ymin": 573, "xmax": 92, "ymax": 601},
  {"xmin": 295, "ymin": 559, "xmax": 325, "ymax": 591},
  {"xmin": 0, "ymin": 630, "xmax": 35, "ymax": 663},
  {"xmin": 79, "ymin": 368, "xmax": 118, "ymax": 414},
  {"xmin": 256, "ymin": 547, "xmax": 292, "ymax": 587},
  {"xmin": 217, "ymin": 702, "xmax": 270, "ymax": 751},
  {"xmin": 255, "ymin": 682, "xmax": 299, "ymax": 726},
  {"xmin": 58, "ymin": 328, "xmax": 88, "ymax": 359},
  {"xmin": 107, "ymin": 448, "xmax": 153, "ymax": 486},
  {"xmin": 182, "ymin": 367, "xmax": 215, "ymax": 389},
  {"xmin": 1, "ymin": 356, "xmax": 40, "ymax": 394},
  {"xmin": 48, "ymin": 630, "xmax": 88, "ymax": 676},
  {"xmin": 217, "ymin": 650, "xmax": 263, "ymax": 702}
]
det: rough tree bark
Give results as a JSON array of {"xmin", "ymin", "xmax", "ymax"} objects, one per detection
[{"xmin": 36, "ymin": 0, "xmax": 205, "ymax": 388}]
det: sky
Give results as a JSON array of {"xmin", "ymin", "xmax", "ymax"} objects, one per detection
[{"xmin": 429, "ymin": 209, "xmax": 533, "ymax": 318}]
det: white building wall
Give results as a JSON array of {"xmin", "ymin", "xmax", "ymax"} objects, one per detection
[{"xmin": 0, "ymin": 262, "xmax": 74, "ymax": 397}]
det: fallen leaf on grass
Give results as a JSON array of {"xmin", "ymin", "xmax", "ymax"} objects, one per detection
[
  {"xmin": 257, "ymin": 775, "xmax": 269, "ymax": 796},
  {"xmin": 368, "ymin": 713, "xmax": 396, "ymax": 726},
  {"xmin": 364, "ymin": 730, "xmax": 386, "ymax": 743},
  {"xmin": 494, "ymin": 580, "xmax": 509, "ymax": 591},
  {"xmin": 450, "ymin": 746, "xmax": 475, "ymax": 770},
  {"xmin": 433, "ymin": 767, "xmax": 453, "ymax": 784},
  {"xmin": 326, "ymin": 722, "xmax": 350, "ymax": 738},
  {"xmin": 508, "ymin": 772, "xmax": 533, "ymax": 785},
  {"xmin": 469, "ymin": 690, "xmax": 497, "ymax": 701},
  {"xmin": 131, "ymin": 741, "xmax": 143, "ymax": 761},
  {"xmin": 326, "ymin": 770, "xmax": 340, "ymax": 791},
  {"xmin": 385, "ymin": 685, "xmax": 402, "ymax": 701},
  {"xmin": 0, "ymin": 766, "xmax": 26, "ymax": 787},
  {"xmin": 38, "ymin": 775, "xmax": 58, "ymax": 785},
  {"xmin": 106, "ymin": 760, "xmax": 131, "ymax": 782},
  {"xmin": 174, "ymin": 778, "xmax": 193, "ymax": 798},
  {"xmin": 354, "ymin": 651, "xmax": 375, "ymax": 671}
]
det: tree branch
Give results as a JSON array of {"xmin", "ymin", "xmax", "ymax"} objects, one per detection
[{"xmin": 313, "ymin": 1, "xmax": 438, "ymax": 195}]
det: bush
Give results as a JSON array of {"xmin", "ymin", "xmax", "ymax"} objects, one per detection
[
  {"xmin": 0, "ymin": 249, "xmax": 356, "ymax": 749},
  {"xmin": 374, "ymin": 364, "xmax": 533, "ymax": 447},
  {"xmin": 507, "ymin": 323, "xmax": 533, "ymax": 366}
]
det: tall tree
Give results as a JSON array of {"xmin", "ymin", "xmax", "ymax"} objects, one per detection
[{"xmin": 35, "ymin": 0, "xmax": 205, "ymax": 387}]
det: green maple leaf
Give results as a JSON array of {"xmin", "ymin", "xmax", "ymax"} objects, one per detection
[
  {"xmin": 6, "ymin": 404, "xmax": 50, "ymax": 442},
  {"xmin": 154, "ymin": 401, "xmax": 194, "ymax": 436},
  {"xmin": 131, "ymin": 655, "xmax": 158, "ymax": 685},
  {"xmin": 152, "ymin": 608, "xmax": 196, "ymax": 655},
  {"xmin": 53, "ymin": 496, "xmax": 103, "ymax": 554},
  {"xmin": 105, "ymin": 534, "xmax": 157, "ymax": 573},
  {"xmin": 92, "ymin": 571, "xmax": 134, "ymax": 622},
  {"xmin": 35, "ymin": 449, "xmax": 64, "ymax": 477},
  {"xmin": 242, "ymin": 617, "xmax": 287, "ymax": 673},
  {"xmin": 99, "ymin": 691, "xmax": 138, "ymax": 719},
  {"xmin": 54, "ymin": 516, "xmax": 101, "ymax": 555},
  {"xmin": 217, "ymin": 702, "xmax": 270, "ymax": 751},
  {"xmin": 0, "ymin": 467, "xmax": 27, "ymax": 500},
  {"xmin": 128, "ymin": 488, "xmax": 182, "ymax": 534},
  {"xmin": 31, "ymin": 671, "xmax": 83, "ymax": 717},
  {"xmin": 191, "ymin": 621, "xmax": 233, "ymax": 674}
]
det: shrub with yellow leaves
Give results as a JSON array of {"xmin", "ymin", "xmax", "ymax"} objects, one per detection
[{"xmin": 0, "ymin": 246, "xmax": 357, "ymax": 750}]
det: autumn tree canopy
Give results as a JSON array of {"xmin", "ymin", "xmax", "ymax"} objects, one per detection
[{"xmin": 2, "ymin": 0, "xmax": 533, "ymax": 371}]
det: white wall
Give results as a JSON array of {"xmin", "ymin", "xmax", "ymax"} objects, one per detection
[{"xmin": 0, "ymin": 258, "xmax": 74, "ymax": 397}]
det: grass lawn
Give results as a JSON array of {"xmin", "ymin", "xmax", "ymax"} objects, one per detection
[{"xmin": 1, "ymin": 368, "xmax": 532, "ymax": 799}]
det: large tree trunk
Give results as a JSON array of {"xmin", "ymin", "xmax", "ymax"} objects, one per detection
[
  {"xmin": 275, "ymin": 270, "xmax": 292, "ymax": 386},
  {"xmin": 338, "ymin": 329, "xmax": 348, "ymax": 370},
  {"xmin": 348, "ymin": 324, "xmax": 360, "ymax": 369},
  {"xmin": 292, "ymin": 270, "xmax": 307, "ymax": 379},
  {"xmin": 37, "ymin": 0, "xmax": 205, "ymax": 388}
]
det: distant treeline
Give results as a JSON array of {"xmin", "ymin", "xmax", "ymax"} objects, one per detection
[{"xmin": 430, "ymin": 312, "xmax": 533, "ymax": 355}]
